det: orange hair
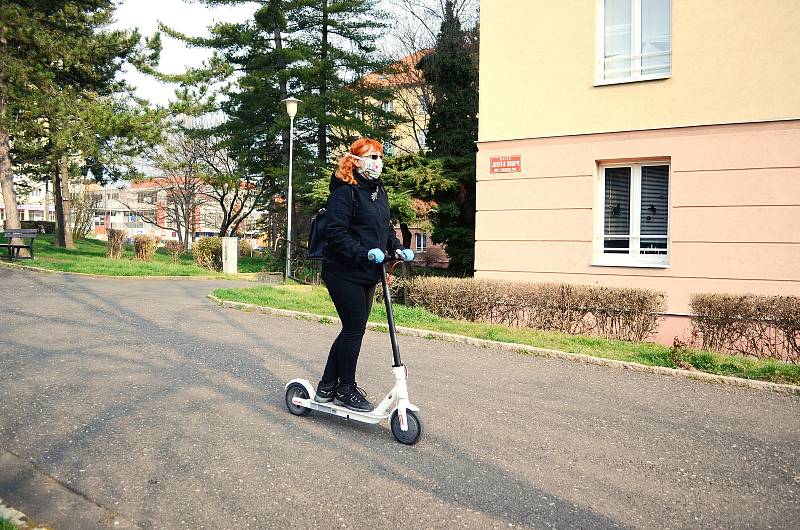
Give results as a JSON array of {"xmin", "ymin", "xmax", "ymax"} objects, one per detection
[{"xmin": 335, "ymin": 137, "xmax": 383, "ymax": 185}]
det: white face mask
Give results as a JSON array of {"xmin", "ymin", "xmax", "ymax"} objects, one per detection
[{"xmin": 351, "ymin": 154, "xmax": 383, "ymax": 179}]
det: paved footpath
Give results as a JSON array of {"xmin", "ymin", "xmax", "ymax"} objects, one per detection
[{"xmin": 0, "ymin": 267, "xmax": 798, "ymax": 529}]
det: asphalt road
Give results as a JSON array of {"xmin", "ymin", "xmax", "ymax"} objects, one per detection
[{"xmin": 0, "ymin": 267, "xmax": 798, "ymax": 529}]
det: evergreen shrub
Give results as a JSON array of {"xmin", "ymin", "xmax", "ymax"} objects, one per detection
[
  {"xmin": 193, "ymin": 237, "xmax": 223, "ymax": 271},
  {"xmin": 238, "ymin": 239, "xmax": 252, "ymax": 257}
]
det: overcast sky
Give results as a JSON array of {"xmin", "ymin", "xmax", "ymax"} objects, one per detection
[
  {"xmin": 110, "ymin": 0, "xmax": 259, "ymax": 105},
  {"xmin": 110, "ymin": 0, "xmax": 430, "ymax": 106}
]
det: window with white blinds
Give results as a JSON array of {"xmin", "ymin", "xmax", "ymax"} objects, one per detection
[
  {"xmin": 597, "ymin": 0, "xmax": 671, "ymax": 84},
  {"xmin": 640, "ymin": 165, "xmax": 669, "ymax": 255},
  {"xmin": 596, "ymin": 163, "xmax": 669, "ymax": 266},
  {"xmin": 603, "ymin": 167, "xmax": 631, "ymax": 254}
]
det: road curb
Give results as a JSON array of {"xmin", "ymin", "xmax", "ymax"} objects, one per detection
[
  {"xmin": 207, "ymin": 294, "xmax": 800, "ymax": 397},
  {"xmin": 0, "ymin": 261, "xmax": 253, "ymax": 281}
]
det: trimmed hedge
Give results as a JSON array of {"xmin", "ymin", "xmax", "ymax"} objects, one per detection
[
  {"xmin": 133, "ymin": 235, "xmax": 158, "ymax": 261},
  {"xmin": 238, "ymin": 239, "xmax": 253, "ymax": 257},
  {"xmin": 163, "ymin": 240, "xmax": 184, "ymax": 263},
  {"xmin": 106, "ymin": 229, "xmax": 125, "ymax": 259},
  {"xmin": 407, "ymin": 277, "xmax": 666, "ymax": 342},
  {"xmin": 690, "ymin": 293, "xmax": 800, "ymax": 363},
  {"xmin": 193, "ymin": 237, "xmax": 223, "ymax": 271}
]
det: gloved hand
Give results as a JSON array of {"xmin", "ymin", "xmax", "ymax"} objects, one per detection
[
  {"xmin": 398, "ymin": 248, "xmax": 414, "ymax": 262},
  {"xmin": 367, "ymin": 248, "xmax": 385, "ymax": 263}
]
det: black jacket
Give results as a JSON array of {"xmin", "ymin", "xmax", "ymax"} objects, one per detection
[{"xmin": 322, "ymin": 170, "xmax": 403, "ymax": 285}]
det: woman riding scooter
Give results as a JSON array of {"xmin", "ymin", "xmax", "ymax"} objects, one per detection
[{"xmin": 314, "ymin": 138, "xmax": 414, "ymax": 412}]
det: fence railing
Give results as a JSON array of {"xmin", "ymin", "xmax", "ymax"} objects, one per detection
[{"xmin": 273, "ymin": 238, "xmax": 321, "ymax": 285}]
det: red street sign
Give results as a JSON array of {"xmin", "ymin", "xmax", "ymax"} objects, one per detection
[{"xmin": 489, "ymin": 155, "xmax": 521, "ymax": 174}]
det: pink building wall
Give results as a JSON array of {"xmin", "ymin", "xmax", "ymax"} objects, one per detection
[{"xmin": 475, "ymin": 120, "xmax": 800, "ymax": 342}]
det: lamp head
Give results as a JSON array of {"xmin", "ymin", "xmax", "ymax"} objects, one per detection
[{"xmin": 282, "ymin": 97, "xmax": 301, "ymax": 118}]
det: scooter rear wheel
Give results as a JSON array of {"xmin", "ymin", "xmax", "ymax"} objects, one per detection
[
  {"xmin": 390, "ymin": 410, "xmax": 422, "ymax": 445},
  {"xmin": 285, "ymin": 382, "xmax": 311, "ymax": 416}
]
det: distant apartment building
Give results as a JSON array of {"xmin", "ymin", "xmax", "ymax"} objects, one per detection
[
  {"xmin": 477, "ymin": 1, "xmax": 800, "ymax": 341},
  {"xmin": 1, "ymin": 175, "xmax": 265, "ymax": 247},
  {"xmin": 0, "ymin": 178, "xmax": 56, "ymax": 225},
  {"xmin": 90, "ymin": 180, "xmax": 263, "ymax": 247}
]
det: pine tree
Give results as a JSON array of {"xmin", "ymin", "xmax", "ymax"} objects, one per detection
[
  {"xmin": 171, "ymin": 0, "xmax": 394, "ymax": 160},
  {"xmin": 0, "ymin": 1, "xmax": 162, "ymax": 247},
  {"xmin": 0, "ymin": 1, "xmax": 55, "ymax": 232},
  {"xmin": 417, "ymin": 0, "xmax": 478, "ymax": 274},
  {"xmin": 284, "ymin": 0, "xmax": 394, "ymax": 161},
  {"xmin": 417, "ymin": 0, "xmax": 478, "ymax": 158},
  {"xmin": 163, "ymin": 0, "xmax": 395, "ymax": 243}
]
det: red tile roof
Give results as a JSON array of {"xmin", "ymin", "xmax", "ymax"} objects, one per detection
[{"xmin": 361, "ymin": 49, "xmax": 432, "ymax": 88}]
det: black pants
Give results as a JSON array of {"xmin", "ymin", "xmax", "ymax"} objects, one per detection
[{"xmin": 321, "ymin": 274, "xmax": 376, "ymax": 386}]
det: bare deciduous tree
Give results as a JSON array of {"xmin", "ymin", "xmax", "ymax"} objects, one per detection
[
  {"xmin": 71, "ymin": 177, "xmax": 100, "ymax": 240},
  {"xmin": 123, "ymin": 132, "xmax": 213, "ymax": 249},
  {"xmin": 195, "ymin": 134, "xmax": 273, "ymax": 238},
  {"xmin": 377, "ymin": 0, "xmax": 478, "ymax": 155},
  {"xmin": 384, "ymin": 51, "xmax": 433, "ymax": 154},
  {"xmin": 388, "ymin": 0, "xmax": 478, "ymax": 49}
]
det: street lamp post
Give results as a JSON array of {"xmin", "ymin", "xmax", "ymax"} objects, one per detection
[{"xmin": 282, "ymin": 97, "xmax": 301, "ymax": 281}]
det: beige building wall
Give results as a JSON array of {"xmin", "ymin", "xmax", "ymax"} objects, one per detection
[
  {"xmin": 389, "ymin": 85, "xmax": 428, "ymax": 155},
  {"xmin": 475, "ymin": 0, "xmax": 800, "ymax": 331},
  {"xmin": 479, "ymin": 0, "xmax": 800, "ymax": 142},
  {"xmin": 476, "ymin": 120, "xmax": 800, "ymax": 315}
]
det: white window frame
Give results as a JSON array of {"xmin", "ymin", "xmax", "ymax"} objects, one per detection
[
  {"xmin": 416, "ymin": 128, "xmax": 427, "ymax": 149},
  {"xmin": 593, "ymin": 161, "xmax": 671, "ymax": 268},
  {"xmin": 415, "ymin": 232, "xmax": 427, "ymax": 253},
  {"xmin": 595, "ymin": 0, "xmax": 672, "ymax": 86}
]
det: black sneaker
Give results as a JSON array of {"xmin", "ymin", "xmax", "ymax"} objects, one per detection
[
  {"xmin": 314, "ymin": 380, "xmax": 337, "ymax": 403},
  {"xmin": 334, "ymin": 384, "xmax": 373, "ymax": 412}
]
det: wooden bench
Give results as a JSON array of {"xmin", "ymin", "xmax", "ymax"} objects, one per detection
[{"xmin": 0, "ymin": 228, "xmax": 38, "ymax": 260}]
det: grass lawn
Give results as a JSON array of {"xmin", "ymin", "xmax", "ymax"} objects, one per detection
[
  {"xmin": 212, "ymin": 284, "xmax": 800, "ymax": 386},
  {"xmin": 0, "ymin": 518, "xmax": 18, "ymax": 530},
  {"xmin": 3, "ymin": 235, "xmax": 268, "ymax": 276}
]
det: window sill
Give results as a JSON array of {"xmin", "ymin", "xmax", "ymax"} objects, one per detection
[
  {"xmin": 591, "ymin": 260, "xmax": 670, "ymax": 269},
  {"xmin": 594, "ymin": 73, "xmax": 671, "ymax": 87}
]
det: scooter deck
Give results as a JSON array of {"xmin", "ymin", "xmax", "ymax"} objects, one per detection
[{"xmin": 292, "ymin": 396, "xmax": 390, "ymax": 424}]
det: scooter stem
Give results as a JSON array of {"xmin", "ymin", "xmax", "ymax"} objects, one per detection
[{"xmin": 380, "ymin": 261, "xmax": 402, "ymax": 367}]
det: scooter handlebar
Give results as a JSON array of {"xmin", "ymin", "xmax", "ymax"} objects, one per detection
[{"xmin": 367, "ymin": 249, "xmax": 404, "ymax": 264}]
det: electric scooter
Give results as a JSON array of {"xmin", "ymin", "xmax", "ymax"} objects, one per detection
[{"xmin": 284, "ymin": 253, "xmax": 422, "ymax": 445}]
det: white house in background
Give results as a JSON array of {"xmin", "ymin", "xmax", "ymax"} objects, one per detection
[{"xmin": 0, "ymin": 178, "xmax": 56, "ymax": 225}]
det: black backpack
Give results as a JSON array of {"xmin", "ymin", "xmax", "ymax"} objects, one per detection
[
  {"xmin": 307, "ymin": 207, "xmax": 330, "ymax": 260},
  {"xmin": 307, "ymin": 187, "xmax": 354, "ymax": 260}
]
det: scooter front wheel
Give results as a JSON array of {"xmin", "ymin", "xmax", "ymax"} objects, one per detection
[
  {"xmin": 390, "ymin": 410, "xmax": 422, "ymax": 445},
  {"xmin": 285, "ymin": 382, "xmax": 311, "ymax": 416}
]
